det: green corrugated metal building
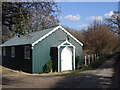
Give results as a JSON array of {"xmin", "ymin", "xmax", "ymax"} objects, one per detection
[{"xmin": 1, "ymin": 25, "xmax": 83, "ymax": 73}]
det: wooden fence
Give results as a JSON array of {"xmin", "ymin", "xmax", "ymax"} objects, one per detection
[{"xmin": 84, "ymin": 54, "xmax": 99, "ymax": 66}]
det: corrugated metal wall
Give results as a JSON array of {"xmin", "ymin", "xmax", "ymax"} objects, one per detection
[
  {"xmin": 2, "ymin": 45, "xmax": 32, "ymax": 73},
  {"xmin": 32, "ymin": 28, "xmax": 83, "ymax": 73}
]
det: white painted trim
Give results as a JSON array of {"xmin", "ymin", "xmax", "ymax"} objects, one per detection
[
  {"xmin": 73, "ymin": 47, "xmax": 75, "ymax": 70},
  {"xmin": 32, "ymin": 25, "xmax": 83, "ymax": 46},
  {"xmin": 31, "ymin": 46, "xmax": 33, "ymax": 49},
  {"xmin": 57, "ymin": 40, "xmax": 76, "ymax": 72},
  {"xmin": 58, "ymin": 39, "xmax": 75, "ymax": 49},
  {"xmin": 85, "ymin": 56, "xmax": 87, "ymax": 66},
  {"xmin": 32, "ymin": 26, "xmax": 60, "ymax": 46},
  {"xmin": 61, "ymin": 46, "xmax": 73, "ymax": 71},
  {"xmin": 59, "ymin": 26, "xmax": 83, "ymax": 46},
  {"xmin": 58, "ymin": 48, "xmax": 60, "ymax": 72}
]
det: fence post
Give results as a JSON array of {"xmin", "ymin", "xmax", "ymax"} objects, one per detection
[
  {"xmin": 95, "ymin": 54, "xmax": 96, "ymax": 61},
  {"xmin": 85, "ymin": 55, "xmax": 87, "ymax": 66},
  {"xmin": 92, "ymin": 54, "xmax": 94, "ymax": 62},
  {"xmin": 88, "ymin": 55, "xmax": 90, "ymax": 64},
  {"xmin": 97, "ymin": 54, "xmax": 99, "ymax": 60}
]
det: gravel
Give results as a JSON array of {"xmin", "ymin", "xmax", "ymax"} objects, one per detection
[{"xmin": 1, "ymin": 55, "xmax": 119, "ymax": 88}]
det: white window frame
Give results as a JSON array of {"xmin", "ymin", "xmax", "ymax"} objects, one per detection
[
  {"xmin": 11, "ymin": 47, "xmax": 15, "ymax": 57},
  {"xmin": 24, "ymin": 46, "xmax": 30, "ymax": 59},
  {"xmin": 3, "ymin": 47, "xmax": 6, "ymax": 56}
]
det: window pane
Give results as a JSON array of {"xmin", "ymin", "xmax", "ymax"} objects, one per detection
[
  {"xmin": 24, "ymin": 46, "xmax": 30, "ymax": 59},
  {"xmin": 11, "ymin": 47, "xmax": 15, "ymax": 57},
  {"xmin": 3, "ymin": 47, "xmax": 5, "ymax": 56}
]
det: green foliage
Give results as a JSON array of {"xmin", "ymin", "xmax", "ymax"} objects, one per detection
[
  {"xmin": 43, "ymin": 60, "xmax": 52, "ymax": 73},
  {"xmin": 2, "ymin": 2, "xmax": 60, "ymax": 42},
  {"xmin": 88, "ymin": 56, "xmax": 106, "ymax": 69},
  {"xmin": 16, "ymin": 11, "xmax": 29, "ymax": 35},
  {"xmin": 43, "ymin": 64, "xmax": 47, "ymax": 73},
  {"xmin": 41, "ymin": 54, "xmax": 116, "ymax": 76},
  {"xmin": 47, "ymin": 60, "xmax": 53, "ymax": 72},
  {"xmin": 49, "ymin": 54, "xmax": 116, "ymax": 76},
  {"xmin": 2, "ymin": 2, "xmax": 28, "ymax": 34},
  {"xmin": 84, "ymin": 54, "xmax": 115, "ymax": 70}
]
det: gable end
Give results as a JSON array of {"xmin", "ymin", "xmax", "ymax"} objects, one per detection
[{"xmin": 32, "ymin": 25, "xmax": 83, "ymax": 46}]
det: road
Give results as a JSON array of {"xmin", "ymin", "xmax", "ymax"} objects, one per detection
[{"xmin": 1, "ymin": 55, "xmax": 119, "ymax": 88}]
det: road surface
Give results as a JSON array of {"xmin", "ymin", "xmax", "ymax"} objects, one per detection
[{"xmin": 1, "ymin": 55, "xmax": 119, "ymax": 88}]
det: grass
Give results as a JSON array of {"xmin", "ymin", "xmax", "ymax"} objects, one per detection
[
  {"xmin": 80, "ymin": 54, "xmax": 116, "ymax": 70},
  {"xmin": 53, "ymin": 53, "xmax": 116, "ymax": 76}
]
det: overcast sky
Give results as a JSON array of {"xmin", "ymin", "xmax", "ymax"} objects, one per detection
[{"xmin": 58, "ymin": 2, "xmax": 119, "ymax": 30}]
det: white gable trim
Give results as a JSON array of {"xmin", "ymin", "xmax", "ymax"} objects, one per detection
[
  {"xmin": 58, "ymin": 39, "xmax": 75, "ymax": 49},
  {"xmin": 32, "ymin": 26, "xmax": 60, "ymax": 46},
  {"xmin": 58, "ymin": 26, "xmax": 83, "ymax": 46},
  {"xmin": 32, "ymin": 25, "xmax": 83, "ymax": 46}
]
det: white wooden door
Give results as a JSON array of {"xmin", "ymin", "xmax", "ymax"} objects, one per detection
[{"xmin": 61, "ymin": 47, "xmax": 72, "ymax": 71}]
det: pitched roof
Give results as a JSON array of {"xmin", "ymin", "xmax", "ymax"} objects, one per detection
[
  {"xmin": 1, "ymin": 25, "xmax": 83, "ymax": 47},
  {"xmin": 1, "ymin": 26, "xmax": 56, "ymax": 47}
]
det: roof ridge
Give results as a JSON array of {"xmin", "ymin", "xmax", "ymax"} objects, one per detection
[
  {"xmin": 25, "ymin": 25, "xmax": 59, "ymax": 35},
  {"xmin": 1, "ymin": 25, "xmax": 83, "ymax": 47}
]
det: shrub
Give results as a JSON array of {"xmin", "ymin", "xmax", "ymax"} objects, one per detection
[
  {"xmin": 47, "ymin": 60, "xmax": 52, "ymax": 72},
  {"xmin": 43, "ymin": 64, "xmax": 47, "ymax": 73},
  {"xmin": 43, "ymin": 60, "xmax": 52, "ymax": 73}
]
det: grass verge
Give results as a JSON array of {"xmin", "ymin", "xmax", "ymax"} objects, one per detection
[{"xmin": 54, "ymin": 53, "xmax": 116, "ymax": 76}]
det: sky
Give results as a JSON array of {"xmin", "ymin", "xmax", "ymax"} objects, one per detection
[{"xmin": 57, "ymin": 2, "xmax": 119, "ymax": 30}]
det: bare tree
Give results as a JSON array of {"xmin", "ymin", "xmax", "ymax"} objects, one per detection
[
  {"xmin": 105, "ymin": 11, "xmax": 120, "ymax": 35},
  {"xmin": 105, "ymin": 10, "xmax": 120, "ymax": 53},
  {"xmin": 83, "ymin": 21, "xmax": 118, "ymax": 55}
]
